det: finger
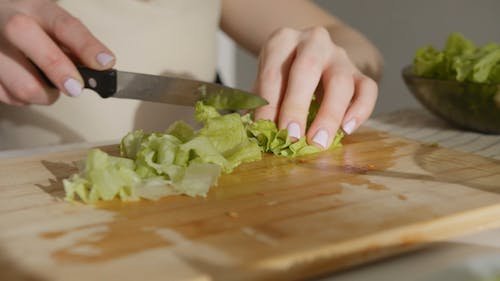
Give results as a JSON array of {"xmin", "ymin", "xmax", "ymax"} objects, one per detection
[
  {"xmin": 278, "ymin": 28, "xmax": 332, "ymax": 140},
  {"xmin": 3, "ymin": 13, "xmax": 83, "ymax": 97},
  {"xmin": 0, "ymin": 83, "xmax": 27, "ymax": 106},
  {"xmin": 307, "ymin": 69, "xmax": 355, "ymax": 149},
  {"xmin": 341, "ymin": 75, "xmax": 378, "ymax": 135},
  {"xmin": 39, "ymin": 6, "xmax": 115, "ymax": 69},
  {"xmin": 0, "ymin": 84, "xmax": 16, "ymax": 105},
  {"xmin": 253, "ymin": 28, "xmax": 300, "ymax": 123},
  {"xmin": 0, "ymin": 42, "xmax": 59, "ymax": 105}
]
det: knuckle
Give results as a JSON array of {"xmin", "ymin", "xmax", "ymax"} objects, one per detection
[
  {"xmin": 307, "ymin": 26, "xmax": 330, "ymax": 40},
  {"xmin": 330, "ymin": 72, "xmax": 354, "ymax": 86},
  {"xmin": 267, "ymin": 27, "xmax": 298, "ymax": 49},
  {"xmin": 14, "ymin": 81, "xmax": 43, "ymax": 102},
  {"xmin": 283, "ymin": 101, "xmax": 309, "ymax": 119},
  {"xmin": 319, "ymin": 107, "xmax": 342, "ymax": 125},
  {"xmin": 41, "ymin": 52, "xmax": 66, "ymax": 70},
  {"xmin": 41, "ymin": 98, "xmax": 55, "ymax": 105},
  {"xmin": 294, "ymin": 54, "xmax": 322, "ymax": 73},
  {"xmin": 254, "ymin": 105, "xmax": 278, "ymax": 122},
  {"xmin": 52, "ymin": 13, "xmax": 82, "ymax": 37},
  {"xmin": 360, "ymin": 76, "xmax": 379, "ymax": 95},
  {"xmin": 3, "ymin": 13, "xmax": 34, "ymax": 38},
  {"xmin": 43, "ymin": 91, "xmax": 59, "ymax": 105},
  {"xmin": 78, "ymin": 35, "xmax": 99, "ymax": 55},
  {"xmin": 316, "ymin": 110, "xmax": 342, "ymax": 126},
  {"xmin": 271, "ymin": 27, "xmax": 297, "ymax": 40},
  {"xmin": 258, "ymin": 67, "xmax": 282, "ymax": 85},
  {"xmin": 19, "ymin": 0, "xmax": 48, "ymax": 11},
  {"xmin": 335, "ymin": 46, "xmax": 348, "ymax": 59}
]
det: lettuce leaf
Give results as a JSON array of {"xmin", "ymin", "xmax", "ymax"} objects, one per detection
[
  {"xmin": 63, "ymin": 149, "xmax": 141, "ymax": 204},
  {"xmin": 413, "ymin": 32, "xmax": 500, "ymax": 83},
  {"xmin": 64, "ymin": 101, "xmax": 344, "ymax": 204}
]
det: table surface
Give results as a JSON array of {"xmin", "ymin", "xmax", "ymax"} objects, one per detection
[{"xmin": 1, "ymin": 108, "xmax": 500, "ymax": 280}]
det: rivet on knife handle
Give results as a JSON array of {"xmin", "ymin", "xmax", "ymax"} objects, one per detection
[{"xmin": 77, "ymin": 66, "xmax": 117, "ymax": 98}]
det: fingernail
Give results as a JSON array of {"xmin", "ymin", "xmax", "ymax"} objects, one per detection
[
  {"xmin": 287, "ymin": 122, "xmax": 301, "ymax": 140},
  {"xmin": 342, "ymin": 119, "xmax": 357, "ymax": 135},
  {"xmin": 312, "ymin": 129, "xmax": 329, "ymax": 149},
  {"xmin": 64, "ymin": 78, "xmax": 83, "ymax": 97},
  {"xmin": 96, "ymin": 52, "xmax": 114, "ymax": 66}
]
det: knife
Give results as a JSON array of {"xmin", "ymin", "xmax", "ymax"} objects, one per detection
[{"xmin": 42, "ymin": 65, "xmax": 268, "ymax": 110}]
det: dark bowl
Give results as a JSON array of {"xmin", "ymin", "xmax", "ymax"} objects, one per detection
[{"xmin": 402, "ymin": 66, "xmax": 500, "ymax": 134}]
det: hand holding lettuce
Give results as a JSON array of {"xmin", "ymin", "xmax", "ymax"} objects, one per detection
[{"xmin": 64, "ymin": 101, "xmax": 344, "ymax": 204}]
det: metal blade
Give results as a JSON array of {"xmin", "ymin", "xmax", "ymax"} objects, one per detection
[{"xmin": 114, "ymin": 71, "xmax": 268, "ymax": 110}]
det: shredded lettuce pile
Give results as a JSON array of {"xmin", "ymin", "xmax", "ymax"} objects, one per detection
[
  {"xmin": 63, "ymin": 102, "xmax": 344, "ymax": 204},
  {"xmin": 413, "ymin": 33, "xmax": 500, "ymax": 83}
]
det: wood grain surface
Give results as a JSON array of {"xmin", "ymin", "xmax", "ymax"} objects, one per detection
[{"xmin": 1, "ymin": 127, "xmax": 500, "ymax": 281}]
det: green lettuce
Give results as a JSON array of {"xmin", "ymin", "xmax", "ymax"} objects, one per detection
[
  {"xmin": 413, "ymin": 33, "xmax": 500, "ymax": 83},
  {"xmin": 63, "ymin": 149, "xmax": 141, "ymax": 203},
  {"xmin": 64, "ymin": 101, "xmax": 344, "ymax": 204},
  {"xmin": 246, "ymin": 119, "xmax": 343, "ymax": 157}
]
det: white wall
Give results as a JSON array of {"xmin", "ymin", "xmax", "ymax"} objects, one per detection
[{"xmin": 230, "ymin": 0, "xmax": 500, "ymax": 115}]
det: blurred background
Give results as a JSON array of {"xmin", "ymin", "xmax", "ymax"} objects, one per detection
[{"xmin": 218, "ymin": 0, "xmax": 500, "ymax": 115}]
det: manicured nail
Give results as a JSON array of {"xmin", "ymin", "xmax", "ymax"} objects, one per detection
[
  {"xmin": 312, "ymin": 129, "xmax": 328, "ymax": 149},
  {"xmin": 96, "ymin": 52, "xmax": 114, "ymax": 66},
  {"xmin": 64, "ymin": 78, "xmax": 83, "ymax": 97},
  {"xmin": 287, "ymin": 122, "xmax": 301, "ymax": 140},
  {"xmin": 342, "ymin": 119, "xmax": 357, "ymax": 135}
]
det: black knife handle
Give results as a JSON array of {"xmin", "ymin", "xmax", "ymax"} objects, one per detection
[
  {"xmin": 35, "ymin": 64, "xmax": 117, "ymax": 98},
  {"xmin": 78, "ymin": 66, "xmax": 117, "ymax": 98}
]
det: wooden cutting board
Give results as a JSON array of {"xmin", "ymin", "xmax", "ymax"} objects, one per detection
[{"xmin": 1, "ymin": 127, "xmax": 500, "ymax": 281}]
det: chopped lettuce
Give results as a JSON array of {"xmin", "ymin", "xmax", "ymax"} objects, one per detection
[
  {"xmin": 246, "ymin": 119, "xmax": 343, "ymax": 157},
  {"xmin": 413, "ymin": 33, "xmax": 500, "ymax": 83},
  {"xmin": 64, "ymin": 101, "xmax": 344, "ymax": 204},
  {"xmin": 63, "ymin": 149, "xmax": 141, "ymax": 203}
]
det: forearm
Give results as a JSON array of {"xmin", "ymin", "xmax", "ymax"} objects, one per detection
[
  {"xmin": 221, "ymin": 0, "xmax": 383, "ymax": 81},
  {"xmin": 221, "ymin": 0, "xmax": 338, "ymax": 55}
]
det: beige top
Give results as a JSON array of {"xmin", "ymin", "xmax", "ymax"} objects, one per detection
[{"xmin": 0, "ymin": 0, "xmax": 220, "ymax": 150}]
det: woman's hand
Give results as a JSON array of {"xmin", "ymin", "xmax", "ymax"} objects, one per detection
[
  {"xmin": 0, "ymin": 0, "xmax": 114, "ymax": 106},
  {"xmin": 253, "ymin": 26, "xmax": 378, "ymax": 149}
]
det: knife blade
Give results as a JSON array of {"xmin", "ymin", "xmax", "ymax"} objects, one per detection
[{"xmin": 48, "ymin": 65, "xmax": 268, "ymax": 110}]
